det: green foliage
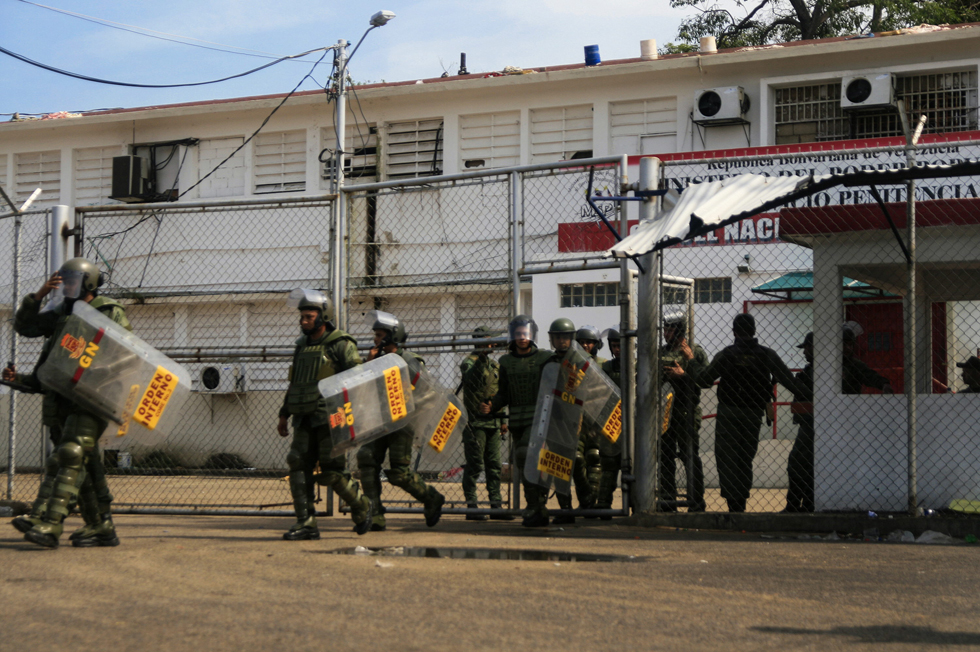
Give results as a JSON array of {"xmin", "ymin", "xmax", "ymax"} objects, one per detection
[{"xmin": 669, "ymin": 0, "xmax": 980, "ymax": 49}]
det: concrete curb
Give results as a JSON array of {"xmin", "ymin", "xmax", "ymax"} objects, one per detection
[{"xmin": 626, "ymin": 511, "xmax": 980, "ymax": 538}]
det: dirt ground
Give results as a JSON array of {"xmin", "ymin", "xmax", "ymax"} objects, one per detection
[{"xmin": 2, "ymin": 510, "xmax": 979, "ymax": 652}]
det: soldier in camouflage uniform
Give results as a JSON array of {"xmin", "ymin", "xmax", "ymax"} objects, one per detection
[
  {"xmin": 487, "ymin": 315, "xmax": 554, "ymax": 528},
  {"xmin": 460, "ymin": 327, "xmax": 512, "ymax": 520},
  {"xmin": 7, "ymin": 259, "xmax": 129, "ymax": 548},
  {"xmin": 659, "ymin": 312, "xmax": 709, "ymax": 512},
  {"xmin": 277, "ymin": 289, "xmax": 373, "ymax": 540},
  {"xmin": 596, "ymin": 327, "xmax": 623, "ymax": 518},
  {"xmin": 356, "ymin": 313, "xmax": 445, "ymax": 531},
  {"xmin": 575, "ymin": 325, "xmax": 604, "ymax": 503}
]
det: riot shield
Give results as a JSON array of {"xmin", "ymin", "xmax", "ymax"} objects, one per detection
[
  {"xmin": 36, "ymin": 300, "xmax": 191, "ymax": 446},
  {"xmin": 578, "ymin": 361, "xmax": 623, "ymax": 454},
  {"xmin": 524, "ymin": 360, "xmax": 585, "ymax": 496},
  {"xmin": 322, "ymin": 353, "xmax": 416, "ymax": 456},
  {"xmin": 402, "ymin": 361, "xmax": 468, "ymax": 453},
  {"xmin": 661, "ymin": 381, "xmax": 675, "ymax": 435}
]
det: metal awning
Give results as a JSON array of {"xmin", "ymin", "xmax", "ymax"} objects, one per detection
[
  {"xmin": 606, "ymin": 159, "xmax": 980, "ymax": 260},
  {"xmin": 750, "ymin": 271, "xmax": 900, "ymax": 301}
]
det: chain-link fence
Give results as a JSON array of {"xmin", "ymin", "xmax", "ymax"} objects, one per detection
[
  {"xmin": 1, "ymin": 206, "xmax": 51, "ymax": 506},
  {"xmin": 343, "ymin": 159, "xmax": 629, "ymax": 515},
  {"xmin": 653, "ymin": 137, "xmax": 980, "ymax": 515}
]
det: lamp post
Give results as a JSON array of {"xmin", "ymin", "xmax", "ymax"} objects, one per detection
[{"xmin": 331, "ymin": 10, "xmax": 394, "ymax": 329}]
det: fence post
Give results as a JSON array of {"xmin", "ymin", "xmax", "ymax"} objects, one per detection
[
  {"xmin": 6, "ymin": 210, "xmax": 21, "ymax": 500},
  {"xmin": 618, "ymin": 155, "xmax": 635, "ymax": 514},
  {"xmin": 634, "ymin": 157, "xmax": 661, "ymax": 513},
  {"xmin": 509, "ymin": 170, "xmax": 522, "ymax": 509}
]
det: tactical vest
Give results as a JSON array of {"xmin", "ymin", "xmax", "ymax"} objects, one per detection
[
  {"xmin": 461, "ymin": 353, "xmax": 501, "ymax": 421},
  {"xmin": 499, "ymin": 348, "xmax": 553, "ymax": 426},
  {"xmin": 601, "ymin": 357, "xmax": 621, "ymax": 385},
  {"xmin": 285, "ymin": 330, "xmax": 355, "ymax": 415}
]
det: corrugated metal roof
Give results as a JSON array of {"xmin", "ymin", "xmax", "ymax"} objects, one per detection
[{"xmin": 608, "ymin": 173, "xmax": 824, "ymax": 258}]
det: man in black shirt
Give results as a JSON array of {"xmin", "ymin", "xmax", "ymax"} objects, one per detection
[
  {"xmin": 957, "ymin": 356, "xmax": 980, "ymax": 393},
  {"xmin": 698, "ymin": 314, "xmax": 802, "ymax": 513}
]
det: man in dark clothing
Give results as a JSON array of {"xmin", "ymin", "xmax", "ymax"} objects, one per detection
[
  {"xmin": 785, "ymin": 333, "xmax": 815, "ymax": 513},
  {"xmin": 842, "ymin": 327, "xmax": 892, "ymax": 395},
  {"xmin": 957, "ymin": 356, "xmax": 980, "ymax": 393},
  {"xmin": 698, "ymin": 313, "xmax": 802, "ymax": 513}
]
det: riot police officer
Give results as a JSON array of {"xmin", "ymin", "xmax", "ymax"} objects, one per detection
[
  {"xmin": 277, "ymin": 289, "xmax": 374, "ymax": 539},
  {"xmin": 356, "ymin": 312, "xmax": 446, "ymax": 530},
  {"xmin": 9, "ymin": 258, "xmax": 130, "ymax": 548},
  {"xmin": 460, "ymin": 327, "xmax": 510, "ymax": 520},
  {"xmin": 487, "ymin": 315, "xmax": 554, "ymax": 527},
  {"xmin": 660, "ymin": 311, "xmax": 709, "ymax": 512},
  {"xmin": 596, "ymin": 327, "xmax": 623, "ymax": 518}
]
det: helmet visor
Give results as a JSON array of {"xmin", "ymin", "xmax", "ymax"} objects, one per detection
[
  {"xmin": 59, "ymin": 269, "xmax": 85, "ymax": 300},
  {"xmin": 367, "ymin": 310, "xmax": 399, "ymax": 332},
  {"xmin": 509, "ymin": 320, "xmax": 536, "ymax": 343},
  {"xmin": 287, "ymin": 288, "xmax": 327, "ymax": 310}
]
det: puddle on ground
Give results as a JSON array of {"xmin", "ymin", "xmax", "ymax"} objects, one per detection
[{"xmin": 327, "ymin": 546, "xmax": 643, "ymax": 562}]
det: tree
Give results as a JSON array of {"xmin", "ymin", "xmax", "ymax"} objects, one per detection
[{"xmin": 662, "ymin": 0, "xmax": 980, "ymax": 52}]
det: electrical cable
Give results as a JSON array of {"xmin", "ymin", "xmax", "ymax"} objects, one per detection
[
  {"xmin": 0, "ymin": 43, "xmax": 332, "ymax": 89},
  {"xmin": 13, "ymin": 0, "xmax": 302, "ymax": 61},
  {"xmin": 178, "ymin": 49, "xmax": 330, "ymax": 198}
]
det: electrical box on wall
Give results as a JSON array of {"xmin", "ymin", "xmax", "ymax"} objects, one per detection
[
  {"xmin": 110, "ymin": 155, "xmax": 148, "ymax": 203},
  {"xmin": 841, "ymin": 73, "xmax": 894, "ymax": 109},
  {"xmin": 694, "ymin": 87, "xmax": 750, "ymax": 124}
]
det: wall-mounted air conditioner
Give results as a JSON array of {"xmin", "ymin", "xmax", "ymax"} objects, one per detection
[
  {"xmin": 197, "ymin": 364, "xmax": 247, "ymax": 394},
  {"xmin": 694, "ymin": 87, "xmax": 750, "ymax": 124},
  {"xmin": 109, "ymin": 155, "xmax": 149, "ymax": 203},
  {"xmin": 841, "ymin": 73, "xmax": 894, "ymax": 109}
]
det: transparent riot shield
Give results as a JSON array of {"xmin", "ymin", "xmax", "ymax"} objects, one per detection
[
  {"xmin": 36, "ymin": 300, "xmax": 191, "ymax": 446},
  {"xmin": 398, "ymin": 360, "xmax": 467, "ymax": 452},
  {"xmin": 578, "ymin": 361, "xmax": 623, "ymax": 454},
  {"xmin": 525, "ymin": 361, "xmax": 585, "ymax": 496},
  {"xmin": 322, "ymin": 353, "xmax": 416, "ymax": 456}
]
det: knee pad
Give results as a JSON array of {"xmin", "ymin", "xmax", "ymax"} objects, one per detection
[
  {"xmin": 386, "ymin": 466, "xmax": 409, "ymax": 487},
  {"xmin": 286, "ymin": 449, "xmax": 305, "ymax": 472},
  {"xmin": 586, "ymin": 448, "xmax": 601, "ymax": 467},
  {"xmin": 44, "ymin": 453, "xmax": 60, "ymax": 476},
  {"xmin": 56, "ymin": 442, "xmax": 84, "ymax": 469},
  {"xmin": 319, "ymin": 471, "xmax": 342, "ymax": 487}
]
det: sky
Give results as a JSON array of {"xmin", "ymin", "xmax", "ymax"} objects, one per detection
[{"xmin": 0, "ymin": 0, "xmax": 691, "ymax": 116}]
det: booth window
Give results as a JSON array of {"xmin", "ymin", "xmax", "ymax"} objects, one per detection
[{"xmin": 560, "ymin": 282, "xmax": 618, "ymax": 308}]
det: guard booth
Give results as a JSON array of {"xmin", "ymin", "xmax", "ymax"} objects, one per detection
[{"xmin": 780, "ymin": 197, "xmax": 980, "ymax": 512}]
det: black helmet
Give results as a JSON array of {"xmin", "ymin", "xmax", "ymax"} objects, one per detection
[
  {"xmin": 575, "ymin": 325, "xmax": 603, "ymax": 352},
  {"xmin": 602, "ymin": 327, "xmax": 621, "ymax": 346},
  {"xmin": 370, "ymin": 310, "xmax": 407, "ymax": 348},
  {"xmin": 508, "ymin": 314, "xmax": 538, "ymax": 343},
  {"xmin": 60, "ymin": 257, "xmax": 103, "ymax": 299},
  {"xmin": 287, "ymin": 288, "xmax": 334, "ymax": 331}
]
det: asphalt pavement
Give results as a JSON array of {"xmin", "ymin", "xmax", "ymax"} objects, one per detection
[{"xmin": 2, "ymin": 511, "xmax": 979, "ymax": 652}]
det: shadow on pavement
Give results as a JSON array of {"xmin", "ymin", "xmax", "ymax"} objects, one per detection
[{"xmin": 754, "ymin": 625, "xmax": 980, "ymax": 646}]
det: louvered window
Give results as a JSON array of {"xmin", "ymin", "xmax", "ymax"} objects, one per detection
[
  {"xmin": 530, "ymin": 105, "xmax": 593, "ymax": 163},
  {"xmin": 459, "ymin": 111, "xmax": 520, "ymax": 169},
  {"xmin": 385, "ymin": 119, "xmax": 443, "ymax": 180},
  {"xmin": 323, "ymin": 124, "xmax": 378, "ymax": 186},
  {"xmin": 610, "ymin": 97, "xmax": 677, "ymax": 155},
  {"xmin": 15, "ymin": 150, "xmax": 60, "ymax": 207},
  {"xmin": 254, "ymin": 131, "xmax": 306, "ymax": 194},
  {"xmin": 74, "ymin": 146, "xmax": 119, "ymax": 206}
]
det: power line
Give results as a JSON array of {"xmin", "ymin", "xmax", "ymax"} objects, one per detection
[
  {"xmin": 0, "ymin": 43, "xmax": 332, "ymax": 89},
  {"xmin": 13, "ymin": 0, "xmax": 301, "ymax": 61}
]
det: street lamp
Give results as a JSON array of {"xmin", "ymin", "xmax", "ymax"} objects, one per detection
[{"xmin": 331, "ymin": 11, "xmax": 395, "ymax": 328}]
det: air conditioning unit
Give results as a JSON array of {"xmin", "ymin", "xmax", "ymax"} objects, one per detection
[
  {"xmin": 694, "ymin": 87, "xmax": 750, "ymax": 124},
  {"xmin": 197, "ymin": 364, "xmax": 247, "ymax": 394},
  {"xmin": 109, "ymin": 155, "xmax": 149, "ymax": 203},
  {"xmin": 841, "ymin": 73, "xmax": 894, "ymax": 109}
]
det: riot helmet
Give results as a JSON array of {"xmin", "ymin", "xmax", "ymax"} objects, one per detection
[
  {"xmin": 575, "ymin": 324, "xmax": 603, "ymax": 353},
  {"xmin": 548, "ymin": 317, "xmax": 576, "ymax": 354},
  {"xmin": 508, "ymin": 315, "xmax": 538, "ymax": 346},
  {"xmin": 602, "ymin": 327, "xmax": 621, "ymax": 357},
  {"xmin": 287, "ymin": 288, "xmax": 334, "ymax": 334},
  {"xmin": 369, "ymin": 310, "xmax": 407, "ymax": 349},
  {"xmin": 59, "ymin": 258, "xmax": 103, "ymax": 300},
  {"xmin": 663, "ymin": 309, "xmax": 687, "ymax": 345}
]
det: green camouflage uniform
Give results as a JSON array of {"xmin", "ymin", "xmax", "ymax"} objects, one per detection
[
  {"xmin": 490, "ymin": 344, "xmax": 554, "ymax": 517},
  {"xmin": 14, "ymin": 293, "xmax": 130, "ymax": 545},
  {"xmin": 460, "ymin": 351, "xmax": 504, "ymax": 505},
  {"xmin": 356, "ymin": 347, "xmax": 445, "ymax": 529},
  {"xmin": 659, "ymin": 342, "xmax": 708, "ymax": 511},
  {"xmin": 281, "ymin": 328, "xmax": 372, "ymax": 533}
]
